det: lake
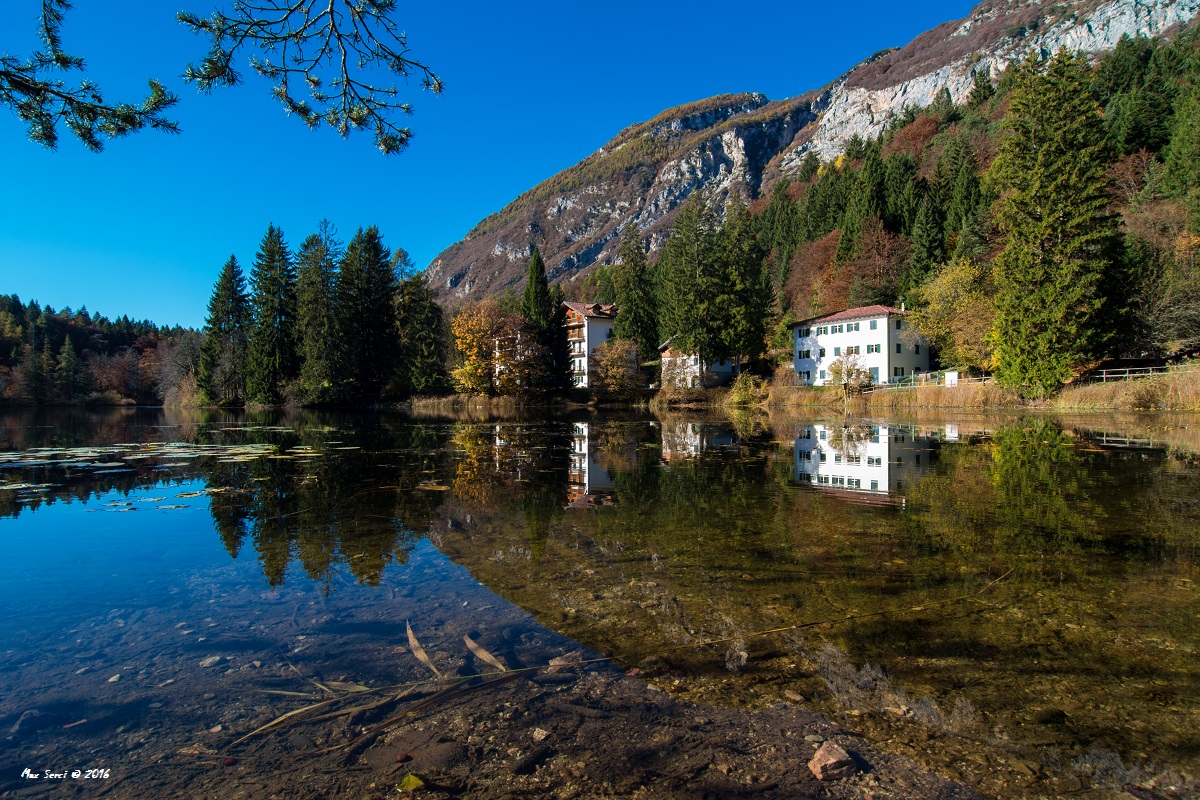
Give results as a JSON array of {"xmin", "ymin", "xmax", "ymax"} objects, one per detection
[{"xmin": 0, "ymin": 407, "xmax": 1196, "ymax": 799}]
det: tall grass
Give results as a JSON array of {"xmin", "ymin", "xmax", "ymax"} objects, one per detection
[{"xmin": 1055, "ymin": 369, "xmax": 1200, "ymax": 411}]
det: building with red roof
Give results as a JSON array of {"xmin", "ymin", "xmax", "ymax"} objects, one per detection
[{"xmin": 788, "ymin": 304, "xmax": 929, "ymax": 386}]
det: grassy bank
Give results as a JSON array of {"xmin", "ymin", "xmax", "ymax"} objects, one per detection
[{"xmin": 1055, "ymin": 369, "xmax": 1200, "ymax": 411}]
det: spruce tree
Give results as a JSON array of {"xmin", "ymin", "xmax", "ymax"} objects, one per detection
[
  {"xmin": 520, "ymin": 246, "xmax": 554, "ymax": 331},
  {"xmin": 395, "ymin": 273, "xmax": 450, "ymax": 396},
  {"xmin": 717, "ymin": 199, "xmax": 772, "ymax": 370},
  {"xmin": 1164, "ymin": 82, "xmax": 1200, "ymax": 196},
  {"xmin": 613, "ymin": 223, "xmax": 660, "ymax": 362},
  {"xmin": 968, "ymin": 69, "xmax": 995, "ymax": 109},
  {"xmin": 198, "ymin": 255, "xmax": 251, "ymax": 405},
  {"xmin": 836, "ymin": 144, "xmax": 885, "ymax": 261},
  {"xmin": 657, "ymin": 196, "xmax": 720, "ymax": 377},
  {"xmin": 246, "ymin": 224, "xmax": 297, "ymax": 404},
  {"xmin": 905, "ymin": 193, "xmax": 943, "ymax": 292},
  {"xmin": 334, "ymin": 226, "xmax": 401, "ymax": 401},
  {"xmin": 55, "ymin": 335, "xmax": 85, "ymax": 400},
  {"xmin": 797, "ymin": 151, "xmax": 821, "ymax": 182},
  {"xmin": 295, "ymin": 221, "xmax": 340, "ymax": 403},
  {"xmin": 988, "ymin": 51, "xmax": 1123, "ymax": 396}
]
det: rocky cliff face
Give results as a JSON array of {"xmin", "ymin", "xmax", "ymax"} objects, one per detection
[{"xmin": 425, "ymin": 0, "xmax": 1198, "ymax": 304}]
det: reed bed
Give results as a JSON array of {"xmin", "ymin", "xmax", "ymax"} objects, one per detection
[{"xmin": 1055, "ymin": 369, "xmax": 1200, "ymax": 411}]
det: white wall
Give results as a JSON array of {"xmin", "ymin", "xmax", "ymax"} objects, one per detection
[{"xmin": 793, "ymin": 313, "xmax": 929, "ymax": 386}]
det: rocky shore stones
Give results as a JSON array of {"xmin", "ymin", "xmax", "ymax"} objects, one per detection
[{"xmin": 808, "ymin": 741, "xmax": 859, "ymax": 781}]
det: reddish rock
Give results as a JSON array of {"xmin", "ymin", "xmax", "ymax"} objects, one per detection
[{"xmin": 808, "ymin": 741, "xmax": 858, "ymax": 781}]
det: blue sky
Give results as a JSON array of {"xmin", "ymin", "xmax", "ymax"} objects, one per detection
[{"xmin": 0, "ymin": 1, "xmax": 974, "ymax": 329}]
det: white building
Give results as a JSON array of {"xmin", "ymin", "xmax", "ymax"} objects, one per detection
[
  {"xmin": 790, "ymin": 304, "xmax": 930, "ymax": 386},
  {"xmin": 567, "ymin": 422, "xmax": 616, "ymax": 508},
  {"xmin": 563, "ymin": 302, "xmax": 617, "ymax": 388},
  {"xmin": 658, "ymin": 338, "xmax": 737, "ymax": 389}
]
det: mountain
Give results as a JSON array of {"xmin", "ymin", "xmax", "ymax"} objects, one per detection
[{"xmin": 425, "ymin": 0, "xmax": 1199, "ymax": 304}]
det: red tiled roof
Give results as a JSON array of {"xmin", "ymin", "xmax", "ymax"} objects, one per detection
[
  {"xmin": 788, "ymin": 304, "xmax": 906, "ymax": 328},
  {"xmin": 562, "ymin": 301, "xmax": 618, "ymax": 319}
]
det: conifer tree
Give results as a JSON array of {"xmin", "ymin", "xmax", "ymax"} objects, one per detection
[
  {"xmin": 334, "ymin": 226, "xmax": 401, "ymax": 400},
  {"xmin": 796, "ymin": 151, "xmax": 821, "ymax": 182},
  {"xmin": 988, "ymin": 51, "xmax": 1123, "ymax": 396},
  {"xmin": 657, "ymin": 196, "xmax": 720, "ymax": 378},
  {"xmin": 882, "ymin": 153, "xmax": 921, "ymax": 234},
  {"xmin": 1164, "ymin": 82, "xmax": 1200, "ymax": 196},
  {"xmin": 836, "ymin": 144, "xmax": 885, "ymax": 261},
  {"xmin": 55, "ymin": 335, "xmax": 85, "ymax": 400},
  {"xmin": 395, "ymin": 273, "xmax": 450, "ymax": 396},
  {"xmin": 520, "ymin": 246, "xmax": 554, "ymax": 331},
  {"xmin": 198, "ymin": 255, "xmax": 251, "ymax": 405},
  {"xmin": 968, "ymin": 69, "xmax": 995, "ymax": 109},
  {"xmin": 295, "ymin": 221, "xmax": 340, "ymax": 403},
  {"xmin": 717, "ymin": 199, "xmax": 772, "ymax": 370},
  {"xmin": 905, "ymin": 193, "xmax": 943, "ymax": 292},
  {"xmin": 613, "ymin": 223, "xmax": 659, "ymax": 362},
  {"xmin": 246, "ymin": 224, "xmax": 297, "ymax": 404}
]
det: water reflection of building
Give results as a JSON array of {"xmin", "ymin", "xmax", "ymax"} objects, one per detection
[
  {"xmin": 568, "ymin": 423, "xmax": 616, "ymax": 508},
  {"xmin": 792, "ymin": 423, "xmax": 946, "ymax": 505},
  {"xmin": 659, "ymin": 420, "xmax": 736, "ymax": 462}
]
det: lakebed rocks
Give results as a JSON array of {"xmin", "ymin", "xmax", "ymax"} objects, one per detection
[{"xmin": 809, "ymin": 741, "xmax": 860, "ymax": 781}]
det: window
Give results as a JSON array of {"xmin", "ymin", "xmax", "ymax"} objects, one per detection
[
  {"xmin": 896, "ymin": 343, "xmax": 902, "ymax": 354},
  {"xmin": 870, "ymin": 480, "xmax": 878, "ymax": 491},
  {"xmin": 819, "ymin": 369, "xmax": 825, "ymax": 380},
  {"xmin": 869, "ymin": 320, "xmax": 877, "ymax": 330},
  {"xmin": 915, "ymin": 344, "xmax": 920, "ymax": 354},
  {"xmin": 819, "ymin": 348, "xmax": 825, "ymax": 358},
  {"xmin": 607, "ymin": 329, "xmax": 614, "ymax": 339},
  {"xmin": 819, "ymin": 429, "xmax": 826, "ymax": 440},
  {"xmin": 845, "ymin": 345, "xmax": 859, "ymax": 355},
  {"xmin": 834, "ymin": 346, "xmax": 841, "ymax": 356},
  {"xmin": 893, "ymin": 366, "xmax": 906, "ymax": 377},
  {"xmin": 819, "ymin": 452, "xmax": 827, "ymax": 462},
  {"xmin": 851, "ymin": 322, "xmax": 860, "ymax": 331},
  {"xmin": 799, "ymin": 327, "xmax": 811, "ymax": 337},
  {"xmin": 834, "ymin": 454, "xmax": 841, "ymax": 463},
  {"xmin": 896, "ymin": 319, "xmax": 902, "ymax": 330}
]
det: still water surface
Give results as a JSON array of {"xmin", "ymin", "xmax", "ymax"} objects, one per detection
[{"xmin": 0, "ymin": 408, "xmax": 1196, "ymax": 796}]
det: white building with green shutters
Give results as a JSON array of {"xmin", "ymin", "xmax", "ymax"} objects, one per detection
[{"xmin": 790, "ymin": 304, "xmax": 929, "ymax": 386}]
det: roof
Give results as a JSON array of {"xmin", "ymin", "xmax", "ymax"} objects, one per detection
[
  {"xmin": 562, "ymin": 301, "xmax": 617, "ymax": 320},
  {"xmin": 788, "ymin": 304, "xmax": 907, "ymax": 329}
]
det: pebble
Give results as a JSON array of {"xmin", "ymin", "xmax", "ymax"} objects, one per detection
[
  {"xmin": 804, "ymin": 734, "xmax": 825, "ymax": 743},
  {"xmin": 808, "ymin": 742, "xmax": 859, "ymax": 781},
  {"xmin": 107, "ymin": 674, "xmax": 120, "ymax": 683}
]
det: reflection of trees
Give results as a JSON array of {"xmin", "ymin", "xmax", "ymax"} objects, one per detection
[{"xmin": 827, "ymin": 418, "xmax": 873, "ymax": 458}]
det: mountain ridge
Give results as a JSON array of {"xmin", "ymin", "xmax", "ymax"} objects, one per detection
[{"xmin": 425, "ymin": 0, "xmax": 1199, "ymax": 305}]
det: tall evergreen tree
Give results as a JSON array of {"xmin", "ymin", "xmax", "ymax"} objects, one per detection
[
  {"xmin": 657, "ymin": 196, "xmax": 720, "ymax": 378},
  {"xmin": 54, "ymin": 335, "xmax": 85, "ymax": 400},
  {"xmin": 520, "ymin": 246, "xmax": 554, "ymax": 331},
  {"xmin": 295, "ymin": 221, "xmax": 341, "ymax": 403},
  {"xmin": 334, "ymin": 226, "xmax": 401, "ymax": 400},
  {"xmin": 717, "ymin": 199, "xmax": 772, "ymax": 370},
  {"xmin": 613, "ymin": 223, "xmax": 659, "ymax": 361},
  {"xmin": 395, "ymin": 273, "xmax": 450, "ymax": 396},
  {"xmin": 905, "ymin": 193, "xmax": 943, "ymax": 293},
  {"xmin": 1164, "ymin": 82, "xmax": 1200, "ymax": 197},
  {"xmin": 988, "ymin": 51, "xmax": 1123, "ymax": 396},
  {"xmin": 246, "ymin": 224, "xmax": 297, "ymax": 404},
  {"xmin": 836, "ymin": 144, "xmax": 885, "ymax": 261},
  {"xmin": 968, "ymin": 68, "xmax": 995, "ymax": 108},
  {"xmin": 198, "ymin": 255, "xmax": 251, "ymax": 405}
]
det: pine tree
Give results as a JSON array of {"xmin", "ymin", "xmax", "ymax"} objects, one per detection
[
  {"xmin": 613, "ymin": 223, "xmax": 659, "ymax": 362},
  {"xmin": 796, "ymin": 151, "xmax": 821, "ymax": 182},
  {"xmin": 334, "ymin": 226, "xmax": 401, "ymax": 400},
  {"xmin": 395, "ymin": 273, "xmax": 450, "ymax": 396},
  {"xmin": 198, "ymin": 255, "xmax": 251, "ymax": 405},
  {"xmin": 245, "ymin": 224, "xmax": 297, "ymax": 404},
  {"xmin": 905, "ymin": 193, "xmax": 943, "ymax": 293},
  {"xmin": 988, "ymin": 51, "xmax": 1123, "ymax": 396},
  {"xmin": 520, "ymin": 246, "xmax": 554, "ymax": 331},
  {"xmin": 55, "ymin": 335, "xmax": 85, "ymax": 400},
  {"xmin": 717, "ymin": 199, "xmax": 772, "ymax": 370},
  {"xmin": 517, "ymin": 245, "xmax": 568, "ymax": 390},
  {"xmin": 657, "ymin": 196, "xmax": 720, "ymax": 380},
  {"xmin": 1164, "ymin": 82, "xmax": 1200, "ymax": 196},
  {"xmin": 836, "ymin": 144, "xmax": 885, "ymax": 261},
  {"xmin": 882, "ymin": 153, "xmax": 920, "ymax": 234},
  {"xmin": 295, "ymin": 221, "xmax": 340, "ymax": 403},
  {"xmin": 968, "ymin": 68, "xmax": 995, "ymax": 109}
]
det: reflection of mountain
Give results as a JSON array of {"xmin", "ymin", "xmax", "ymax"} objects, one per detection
[{"xmin": 793, "ymin": 423, "xmax": 948, "ymax": 506}]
